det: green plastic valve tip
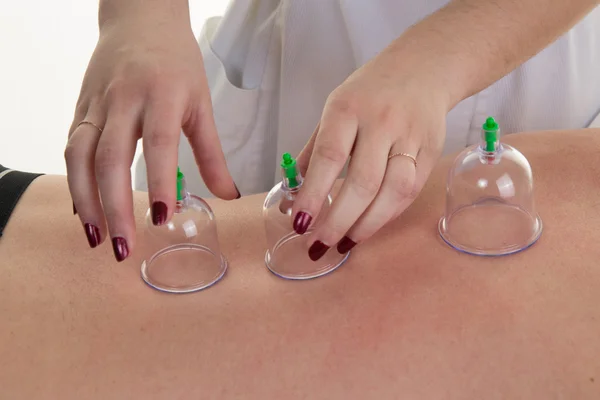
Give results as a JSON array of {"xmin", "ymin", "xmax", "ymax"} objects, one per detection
[
  {"xmin": 176, "ymin": 167, "xmax": 184, "ymax": 201},
  {"xmin": 482, "ymin": 116, "xmax": 499, "ymax": 152},
  {"xmin": 281, "ymin": 153, "xmax": 299, "ymax": 188}
]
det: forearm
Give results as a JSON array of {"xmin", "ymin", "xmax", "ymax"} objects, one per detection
[
  {"xmin": 389, "ymin": 0, "xmax": 598, "ymax": 108},
  {"xmin": 98, "ymin": 0, "xmax": 191, "ymax": 31}
]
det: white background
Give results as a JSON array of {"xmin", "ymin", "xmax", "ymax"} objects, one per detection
[{"xmin": 0, "ymin": 0, "xmax": 229, "ymax": 175}]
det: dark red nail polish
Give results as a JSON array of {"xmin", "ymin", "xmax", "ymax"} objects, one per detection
[
  {"xmin": 73, "ymin": 202, "xmax": 77, "ymax": 215},
  {"xmin": 151, "ymin": 201, "xmax": 168, "ymax": 225},
  {"xmin": 308, "ymin": 240, "xmax": 329, "ymax": 261},
  {"xmin": 84, "ymin": 223, "xmax": 100, "ymax": 248},
  {"xmin": 293, "ymin": 212, "xmax": 312, "ymax": 235},
  {"xmin": 337, "ymin": 236, "xmax": 357, "ymax": 254},
  {"xmin": 112, "ymin": 237, "xmax": 129, "ymax": 262}
]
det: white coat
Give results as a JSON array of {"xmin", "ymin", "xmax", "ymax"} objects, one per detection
[{"xmin": 134, "ymin": 1, "xmax": 600, "ymax": 197}]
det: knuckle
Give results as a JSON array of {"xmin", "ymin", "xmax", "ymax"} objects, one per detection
[
  {"xmin": 104, "ymin": 79, "xmax": 125, "ymax": 101},
  {"xmin": 94, "ymin": 145, "xmax": 123, "ymax": 177},
  {"xmin": 348, "ymin": 172, "xmax": 381, "ymax": 199},
  {"xmin": 327, "ymin": 93, "xmax": 356, "ymax": 117},
  {"xmin": 314, "ymin": 143, "xmax": 347, "ymax": 165},
  {"xmin": 145, "ymin": 129, "xmax": 175, "ymax": 150},
  {"xmin": 144, "ymin": 72, "xmax": 172, "ymax": 94},
  {"xmin": 104, "ymin": 78, "xmax": 138, "ymax": 104},
  {"xmin": 375, "ymin": 104, "xmax": 398, "ymax": 130},
  {"xmin": 63, "ymin": 142, "xmax": 82, "ymax": 168},
  {"xmin": 423, "ymin": 135, "xmax": 443, "ymax": 156},
  {"xmin": 74, "ymin": 100, "xmax": 89, "ymax": 119},
  {"xmin": 391, "ymin": 176, "xmax": 417, "ymax": 201}
]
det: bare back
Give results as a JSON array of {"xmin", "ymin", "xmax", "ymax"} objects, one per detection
[{"xmin": 1, "ymin": 129, "xmax": 599, "ymax": 399}]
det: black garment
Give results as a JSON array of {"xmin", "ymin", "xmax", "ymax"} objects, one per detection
[{"xmin": 0, "ymin": 165, "xmax": 44, "ymax": 238}]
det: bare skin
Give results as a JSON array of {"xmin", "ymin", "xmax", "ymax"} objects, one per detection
[{"xmin": 2, "ymin": 129, "xmax": 600, "ymax": 399}]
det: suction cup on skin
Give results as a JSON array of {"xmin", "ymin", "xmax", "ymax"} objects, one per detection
[
  {"xmin": 438, "ymin": 117, "xmax": 542, "ymax": 256},
  {"xmin": 141, "ymin": 167, "xmax": 227, "ymax": 293},
  {"xmin": 262, "ymin": 153, "xmax": 350, "ymax": 279}
]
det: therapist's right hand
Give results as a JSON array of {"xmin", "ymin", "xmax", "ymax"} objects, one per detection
[{"xmin": 64, "ymin": 20, "xmax": 238, "ymax": 262}]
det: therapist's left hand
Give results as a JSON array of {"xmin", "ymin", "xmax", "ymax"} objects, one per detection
[{"xmin": 293, "ymin": 51, "xmax": 450, "ymax": 260}]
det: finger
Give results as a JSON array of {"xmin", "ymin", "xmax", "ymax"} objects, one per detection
[
  {"xmin": 183, "ymin": 99, "xmax": 238, "ymax": 200},
  {"xmin": 142, "ymin": 94, "xmax": 185, "ymax": 226},
  {"xmin": 292, "ymin": 102, "xmax": 358, "ymax": 235},
  {"xmin": 339, "ymin": 145, "xmax": 432, "ymax": 254},
  {"xmin": 295, "ymin": 122, "xmax": 320, "ymax": 176},
  {"xmin": 67, "ymin": 100, "xmax": 88, "ymax": 215},
  {"xmin": 68, "ymin": 100, "xmax": 89, "ymax": 139},
  {"xmin": 65, "ymin": 106, "xmax": 107, "ymax": 249},
  {"xmin": 95, "ymin": 106, "xmax": 139, "ymax": 262},
  {"xmin": 306, "ymin": 131, "xmax": 389, "ymax": 261}
]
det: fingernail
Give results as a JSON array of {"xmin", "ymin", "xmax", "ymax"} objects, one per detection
[
  {"xmin": 84, "ymin": 223, "xmax": 100, "ymax": 248},
  {"xmin": 73, "ymin": 202, "xmax": 77, "ymax": 215},
  {"xmin": 151, "ymin": 201, "xmax": 167, "ymax": 225},
  {"xmin": 234, "ymin": 183, "xmax": 241, "ymax": 199},
  {"xmin": 337, "ymin": 236, "xmax": 357, "ymax": 254},
  {"xmin": 293, "ymin": 212, "xmax": 312, "ymax": 235},
  {"xmin": 308, "ymin": 240, "xmax": 329, "ymax": 261},
  {"xmin": 112, "ymin": 237, "xmax": 129, "ymax": 262}
]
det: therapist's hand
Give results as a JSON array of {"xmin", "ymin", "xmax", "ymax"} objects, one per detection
[
  {"xmin": 64, "ymin": 19, "xmax": 237, "ymax": 262},
  {"xmin": 293, "ymin": 51, "xmax": 449, "ymax": 260}
]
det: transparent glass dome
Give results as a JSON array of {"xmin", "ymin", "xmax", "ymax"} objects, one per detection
[
  {"xmin": 263, "ymin": 153, "xmax": 350, "ymax": 279},
  {"xmin": 141, "ymin": 168, "xmax": 227, "ymax": 293},
  {"xmin": 438, "ymin": 117, "xmax": 543, "ymax": 256}
]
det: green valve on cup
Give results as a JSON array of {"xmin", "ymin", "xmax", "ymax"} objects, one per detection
[
  {"xmin": 482, "ymin": 116, "xmax": 499, "ymax": 152},
  {"xmin": 281, "ymin": 153, "xmax": 299, "ymax": 188}
]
